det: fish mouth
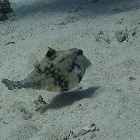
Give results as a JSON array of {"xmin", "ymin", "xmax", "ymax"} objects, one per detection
[{"xmin": 87, "ymin": 59, "xmax": 92, "ymax": 67}]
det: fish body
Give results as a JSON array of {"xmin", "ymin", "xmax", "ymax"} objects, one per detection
[{"xmin": 2, "ymin": 48, "xmax": 91, "ymax": 92}]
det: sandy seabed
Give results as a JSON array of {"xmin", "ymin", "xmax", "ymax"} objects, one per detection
[{"xmin": 0, "ymin": 0, "xmax": 140, "ymax": 140}]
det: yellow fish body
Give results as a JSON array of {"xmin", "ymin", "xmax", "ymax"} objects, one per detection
[{"xmin": 2, "ymin": 48, "xmax": 91, "ymax": 92}]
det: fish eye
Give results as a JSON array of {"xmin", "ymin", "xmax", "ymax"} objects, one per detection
[
  {"xmin": 46, "ymin": 48, "xmax": 56, "ymax": 58},
  {"xmin": 77, "ymin": 49, "xmax": 83, "ymax": 55}
]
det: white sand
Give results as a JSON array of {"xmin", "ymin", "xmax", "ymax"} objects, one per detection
[{"xmin": 0, "ymin": 0, "xmax": 140, "ymax": 139}]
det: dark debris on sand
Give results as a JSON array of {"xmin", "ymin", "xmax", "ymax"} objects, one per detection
[{"xmin": 0, "ymin": 0, "xmax": 13, "ymax": 21}]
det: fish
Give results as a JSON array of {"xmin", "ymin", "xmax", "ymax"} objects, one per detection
[{"xmin": 2, "ymin": 48, "xmax": 91, "ymax": 92}]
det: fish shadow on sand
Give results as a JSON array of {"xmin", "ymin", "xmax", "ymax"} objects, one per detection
[{"xmin": 39, "ymin": 86, "xmax": 100, "ymax": 113}]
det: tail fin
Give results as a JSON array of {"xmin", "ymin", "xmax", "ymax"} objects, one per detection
[
  {"xmin": 2, "ymin": 78, "xmax": 37, "ymax": 90},
  {"xmin": 2, "ymin": 79, "xmax": 23, "ymax": 90}
]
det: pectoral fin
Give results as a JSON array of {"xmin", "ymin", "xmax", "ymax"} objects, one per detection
[{"xmin": 27, "ymin": 53, "xmax": 40, "ymax": 70}]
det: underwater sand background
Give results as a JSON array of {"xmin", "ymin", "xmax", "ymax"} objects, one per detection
[{"xmin": 0, "ymin": 0, "xmax": 140, "ymax": 139}]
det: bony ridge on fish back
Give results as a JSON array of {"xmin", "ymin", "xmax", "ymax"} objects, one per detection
[{"xmin": 2, "ymin": 48, "xmax": 91, "ymax": 92}]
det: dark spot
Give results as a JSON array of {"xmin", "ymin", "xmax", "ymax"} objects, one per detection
[
  {"xmin": 34, "ymin": 95, "xmax": 47, "ymax": 105},
  {"xmin": 76, "ymin": 64, "xmax": 81, "ymax": 69},
  {"xmin": 67, "ymin": 61, "xmax": 76, "ymax": 73},
  {"xmin": 46, "ymin": 48, "xmax": 56, "ymax": 60},
  {"xmin": 53, "ymin": 69, "xmax": 60, "ymax": 75},
  {"xmin": 53, "ymin": 81, "xmax": 57, "ymax": 85},
  {"xmin": 37, "ymin": 68, "xmax": 41, "ymax": 73},
  {"xmin": 45, "ymin": 71, "xmax": 50, "ymax": 76},
  {"xmin": 53, "ymin": 75, "xmax": 67, "ymax": 87},
  {"xmin": 61, "ymin": 86, "xmax": 69, "ymax": 92},
  {"xmin": 44, "ymin": 67, "xmax": 49, "ymax": 72},
  {"xmin": 50, "ymin": 64, "xmax": 54, "ymax": 68},
  {"xmin": 67, "ymin": 68, "xmax": 72, "ymax": 73},
  {"xmin": 44, "ymin": 64, "xmax": 54, "ymax": 74},
  {"xmin": 51, "ymin": 69, "xmax": 59, "ymax": 75},
  {"xmin": 36, "ymin": 81, "xmax": 41, "ymax": 86},
  {"xmin": 64, "ymin": 81, "xmax": 69, "ymax": 87},
  {"xmin": 44, "ymin": 68, "xmax": 51, "ymax": 76},
  {"xmin": 57, "ymin": 78, "xmax": 63, "ymax": 84},
  {"xmin": 34, "ymin": 62, "xmax": 40, "ymax": 70},
  {"xmin": 129, "ymin": 77, "xmax": 136, "ymax": 81},
  {"xmin": 77, "ymin": 49, "xmax": 83, "ymax": 55},
  {"xmin": 77, "ymin": 74, "xmax": 83, "ymax": 82},
  {"xmin": 60, "ymin": 58, "xmax": 66, "ymax": 62}
]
